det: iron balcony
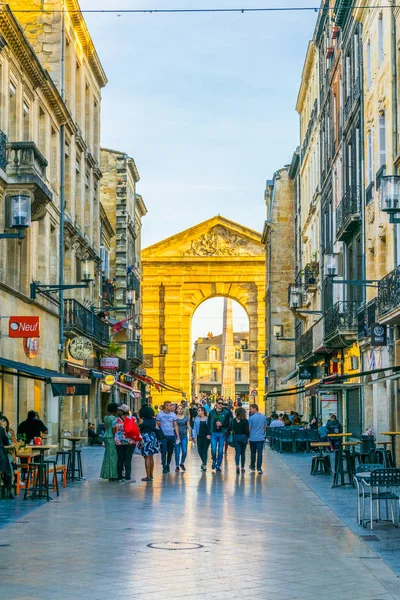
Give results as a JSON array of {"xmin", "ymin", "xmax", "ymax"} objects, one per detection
[
  {"xmin": 378, "ymin": 266, "xmax": 400, "ymax": 323},
  {"xmin": 357, "ymin": 298, "xmax": 377, "ymax": 341},
  {"xmin": 64, "ymin": 299, "xmax": 110, "ymax": 348},
  {"xmin": 324, "ymin": 300, "xmax": 361, "ymax": 348},
  {"xmin": 295, "ymin": 327, "xmax": 313, "ymax": 364},
  {"xmin": 127, "ymin": 340, "xmax": 143, "ymax": 366},
  {"xmin": 336, "ymin": 185, "xmax": 362, "ymax": 242}
]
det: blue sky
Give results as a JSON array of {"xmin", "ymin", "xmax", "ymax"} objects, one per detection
[
  {"xmin": 83, "ymin": 0, "xmax": 317, "ymax": 339},
  {"xmin": 83, "ymin": 0, "xmax": 317, "ymax": 248}
]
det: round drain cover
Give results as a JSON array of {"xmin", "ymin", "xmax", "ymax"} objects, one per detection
[{"xmin": 147, "ymin": 542, "xmax": 203, "ymax": 551}]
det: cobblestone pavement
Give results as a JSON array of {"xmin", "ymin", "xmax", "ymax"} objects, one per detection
[{"xmin": 2, "ymin": 445, "xmax": 400, "ymax": 600}]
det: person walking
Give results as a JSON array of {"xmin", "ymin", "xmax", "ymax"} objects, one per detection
[
  {"xmin": 114, "ymin": 404, "xmax": 138, "ymax": 483},
  {"xmin": 0, "ymin": 416, "xmax": 14, "ymax": 499},
  {"xmin": 156, "ymin": 402, "xmax": 180, "ymax": 473},
  {"xmin": 208, "ymin": 398, "xmax": 231, "ymax": 472},
  {"xmin": 138, "ymin": 405, "xmax": 159, "ymax": 482},
  {"xmin": 189, "ymin": 402, "xmax": 198, "ymax": 443},
  {"xmin": 100, "ymin": 402, "xmax": 119, "ymax": 481},
  {"xmin": 249, "ymin": 404, "xmax": 267, "ymax": 475},
  {"xmin": 175, "ymin": 405, "xmax": 189, "ymax": 472},
  {"xmin": 193, "ymin": 406, "xmax": 211, "ymax": 470},
  {"xmin": 233, "ymin": 407, "xmax": 250, "ymax": 473}
]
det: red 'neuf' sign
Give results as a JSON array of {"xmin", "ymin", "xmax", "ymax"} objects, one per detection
[{"xmin": 9, "ymin": 316, "xmax": 40, "ymax": 338}]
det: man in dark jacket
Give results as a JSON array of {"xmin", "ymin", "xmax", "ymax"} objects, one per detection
[
  {"xmin": 326, "ymin": 414, "xmax": 343, "ymax": 449},
  {"xmin": 207, "ymin": 399, "xmax": 231, "ymax": 472},
  {"xmin": 17, "ymin": 410, "xmax": 48, "ymax": 443}
]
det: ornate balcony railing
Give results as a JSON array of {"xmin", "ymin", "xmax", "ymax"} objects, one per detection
[
  {"xmin": 126, "ymin": 340, "xmax": 143, "ymax": 365},
  {"xmin": 344, "ymin": 76, "xmax": 360, "ymax": 122},
  {"xmin": 127, "ymin": 269, "xmax": 140, "ymax": 301},
  {"xmin": 64, "ymin": 299, "xmax": 110, "ymax": 347},
  {"xmin": 378, "ymin": 266, "xmax": 400, "ymax": 318},
  {"xmin": 6, "ymin": 141, "xmax": 52, "ymax": 204},
  {"xmin": 336, "ymin": 185, "xmax": 362, "ymax": 242},
  {"xmin": 358, "ymin": 298, "xmax": 377, "ymax": 340},
  {"xmin": 296, "ymin": 327, "xmax": 313, "ymax": 364},
  {"xmin": 324, "ymin": 301, "xmax": 361, "ymax": 346},
  {"xmin": 0, "ymin": 130, "xmax": 7, "ymax": 171}
]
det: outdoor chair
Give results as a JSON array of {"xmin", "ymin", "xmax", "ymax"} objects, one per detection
[
  {"xmin": 265, "ymin": 427, "xmax": 273, "ymax": 448},
  {"xmin": 306, "ymin": 429, "xmax": 319, "ymax": 451},
  {"xmin": 374, "ymin": 447, "xmax": 394, "ymax": 468},
  {"xmin": 293, "ymin": 429, "xmax": 308, "ymax": 453},
  {"xmin": 357, "ymin": 435, "xmax": 375, "ymax": 464},
  {"xmin": 279, "ymin": 429, "xmax": 294, "ymax": 453},
  {"xmin": 361, "ymin": 468, "xmax": 400, "ymax": 530},
  {"xmin": 353, "ymin": 463, "xmax": 383, "ymax": 525}
]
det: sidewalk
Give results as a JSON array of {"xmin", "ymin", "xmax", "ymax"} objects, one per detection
[
  {"xmin": 276, "ymin": 447, "xmax": 400, "ymax": 577},
  {"xmin": 1, "ymin": 446, "xmax": 400, "ymax": 599}
]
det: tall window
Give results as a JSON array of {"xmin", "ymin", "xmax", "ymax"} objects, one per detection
[
  {"xmin": 235, "ymin": 368, "xmax": 242, "ymax": 382},
  {"xmin": 345, "ymin": 56, "xmax": 351, "ymax": 98},
  {"xmin": 210, "ymin": 368, "xmax": 218, "ymax": 382},
  {"xmin": 38, "ymin": 106, "xmax": 46, "ymax": 154},
  {"xmin": 8, "ymin": 82, "xmax": 16, "ymax": 141},
  {"xmin": 354, "ymin": 34, "xmax": 359, "ymax": 81},
  {"xmin": 209, "ymin": 347, "xmax": 217, "ymax": 361},
  {"xmin": 378, "ymin": 15, "xmax": 384, "ymax": 67},
  {"xmin": 23, "ymin": 102, "xmax": 30, "ymax": 141},
  {"xmin": 367, "ymin": 128, "xmax": 375, "ymax": 184},
  {"xmin": 378, "ymin": 112, "xmax": 386, "ymax": 168},
  {"xmin": 234, "ymin": 348, "xmax": 242, "ymax": 360},
  {"xmin": 366, "ymin": 41, "xmax": 372, "ymax": 89}
]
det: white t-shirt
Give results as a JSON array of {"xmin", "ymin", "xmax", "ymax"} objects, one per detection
[{"xmin": 156, "ymin": 411, "xmax": 177, "ymax": 436}]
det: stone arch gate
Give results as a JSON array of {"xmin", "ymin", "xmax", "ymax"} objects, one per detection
[{"xmin": 141, "ymin": 216, "xmax": 266, "ymax": 408}]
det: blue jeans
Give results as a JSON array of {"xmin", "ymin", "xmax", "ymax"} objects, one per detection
[
  {"xmin": 160, "ymin": 435, "xmax": 175, "ymax": 467},
  {"xmin": 211, "ymin": 432, "xmax": 225, "ymax": 468},
  {"xmin": 250, "ymin": 440, "xmax": 264, "ymax": 470},
  {"xmin": 175, "ymin": 435, "xmax": 188, "ymax": 467},
  {"xmin": 234, "ymin": 434, "xmax": 248, "ymax": 468}
]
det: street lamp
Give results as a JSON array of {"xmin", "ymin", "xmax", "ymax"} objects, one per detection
[
  {"xmin": 273, "ymin": 324, "xmax": 295, "ymax": 342},
  {"xmin": 381, "ymin": 175, "xmax": 400, "ymax": 223},
  {"xmin": 30, "ymin": 256, "xmax": 96, "ymax": 299},
  {"xmin": 80, "ymin": 259, "xmax": 95, "ymax": 283},
  {"xmin": 0, "ymin": 194, "xmax": 31, "ymax": 239}
]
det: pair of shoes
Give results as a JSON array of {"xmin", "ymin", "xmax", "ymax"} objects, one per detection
[
  {"xmin": 249, "ymin": 466, "xmax": 255, "ymax": 472},
  {"xmin": 141, "ymin": 477, "xmax": 152, "ymax": 482},
  {"xmin": 212, "ymin": 461, "xmax": 216, "ymax": 470},
  {"xmin": 124, "ymin": 478, "xmax": 135, "ymax": 483},
  {"xmin": 241, "ymin": 468, "xmax": 245, "ymax": 473},
  {"xmin": 118, "ymin": 479, "xmax": 125, "ymax": 483},
  {"xmin": 180, "ymin": 463, "xmax": 186, "ymax": 472},
  {"xmin": 216, "ymin": 466, "xmax": 222, "ymax": 472},
  {"xmin": 236, "ymin": 466, "xmax": 240, "ymax": 474},
  {"xmin": 257, "ymin": 469, "xmax": 263, "ymax": 475},
  {"xmin": 162, "ymin": 466, "xmax": 168, "ymax": 474},
  {"xmin": 175, "ymin": 466, "xmax": 180, "ymax": 472}
]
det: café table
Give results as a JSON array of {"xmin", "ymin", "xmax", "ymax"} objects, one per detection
[
  {"xmin": 328, "ymin": 433, "xmax": 353, "ymax": 488},
  {"xmin": 61, "ymin": 437, "xmax": 87, "ymax": 482},
  {"xmin": 25, "ymin": 444, "xmax": 59, "ymax": 465},
  {"xmin": 380, "ymin": 432, "xmax": 400, "ymax": 467}
]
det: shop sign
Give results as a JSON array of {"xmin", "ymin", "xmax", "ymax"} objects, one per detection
[
  {"xmin": 100, "ymin": 357, "xmax": 119, "ymax": 370},
  {"xmin": 9, "ymin": 316, "xmax": 40, "ymax": 338},
  {"xmin": 23, "ymin": 337, "xmax": 39, "ymax": 359},
  {"xmin": 104, "ymin": 375, "xmax": 116, "ymax": 386},
  {"xmin": 299, "ymin": 366, "xmax": 315, "ymax": 380},
  {"xmin": 320, "ymin": 393, "xmax": 338, "ymax": 423},
  {"xmin": 371, "ymin": 323, "xmax": 387, "ymax": 347},
  {"xmin": 69, "ymin": 337, "xmax": 93, "ymax": 360},
  {"xmin": 142, "ymin": 354, "xmax": 154, "ymax": 369}
]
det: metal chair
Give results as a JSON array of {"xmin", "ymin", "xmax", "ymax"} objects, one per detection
[
  {"xmin": 306, "ymin": 429, "xmax": 320, "ymax": 452},
  {"xmin": 357, "ymin": 435, "xmax": 375, "ymax": 464},
  {"xmin": 362, "ymin": 468, "xmax": 400, "ymax": 529},
  {"xmin": 279, "ymin": 429, "xmax": 294, "ymax": 453},
  {"xmin": 353, "ymin": 463, "xmax": 383, "ymax": 525},
  {"xmin": 293, "ymin": 429, "xmax": 307, "ymax": 453}
]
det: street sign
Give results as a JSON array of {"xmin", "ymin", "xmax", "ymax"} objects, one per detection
[
  {"xmin": 104, "ymin": 375, "xmax": 116, "ymax": 386},
  {"xmin": 100, "ymin": 357, "xmax": 119, "ymax": 370},
  {"xmin": 251, "ymin": 389, "xmax": 258, "ymax": 397},
  {"xmin": 9, "ymin": 316, "xmax": 40, "ymax": 338}
]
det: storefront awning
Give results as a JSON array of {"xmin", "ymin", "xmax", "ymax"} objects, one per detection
[
  {"xmin": 0, "ymin": 357, "xmax": 91, "ymax": 396},
  {"xmin": 265, "ymin": 384, "xmax": 305, "ymax": 398}
]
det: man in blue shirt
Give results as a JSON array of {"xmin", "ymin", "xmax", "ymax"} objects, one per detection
[
  {"xmin": 156, "ymin": 402, "xmax": 180, "ymax": 473},
  {"xmin": 249, "ymin": 404, "xmax": 267, "ymax": 474}
]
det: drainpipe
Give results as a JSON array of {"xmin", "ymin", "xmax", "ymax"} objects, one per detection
[
  {"xmin": 392, "ymin": 1, "xmax": 399, "ymax": 265},
  {"xmin": 58, "ymin": 7, "xmax": 66, "ymax": 444}
]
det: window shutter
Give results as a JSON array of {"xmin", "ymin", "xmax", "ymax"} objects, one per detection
[
  {"xmin": 378, "ymin": 16, "xmax": 384, "ymax": 66},
  {"xmin": 378, "ymin": 113, "xmax": 386, "ymax": 168},
  {"xmin": 346, "ymin": 56, "xmax": 351, "ymax": 97},
  {"xmin": 366, "ymin": 42, "xmax": 372, "ymax": 88}
]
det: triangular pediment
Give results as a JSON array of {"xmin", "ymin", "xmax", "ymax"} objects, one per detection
[{"xmin": 142, "ymin": 216, "xmax": 264, "ymax": 259}]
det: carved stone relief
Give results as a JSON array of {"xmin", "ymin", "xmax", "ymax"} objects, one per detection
[{"xmin": 184, "ymin": 225, "xmax": 262, "ymax": 257}]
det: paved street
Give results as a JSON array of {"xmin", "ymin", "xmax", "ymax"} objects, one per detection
[{"xmin": 2, "ymin": 446, "xmax": 400, "ymax": 600}]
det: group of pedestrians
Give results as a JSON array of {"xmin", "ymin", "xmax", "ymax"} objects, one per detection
[{"xmin": 99, "ymin": 397, "xmax": 268, "ymax": 482}]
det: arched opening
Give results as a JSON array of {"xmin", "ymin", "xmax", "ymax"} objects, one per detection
[{"xmin": 191, "ymin": 297, "xmax": 250, "ymax": 403}]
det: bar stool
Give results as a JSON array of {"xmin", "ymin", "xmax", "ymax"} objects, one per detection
[
  {"xmin": 72, "ymin": 449, "xmax": 83, "ymax": 480},
  {"xmin": 44, "ymin": 458, "xmax": 59, "ymax": 497},
  {"xmin": 374, "ymin": 447, "xmax": 394, "ymax": 468},
  {"xmin": 57, "ymin": 451, "xmax": 72, "ymax": 479},
  {"xmin": 311, "ymin": 454, "xmax": 331, "ymax": 475},
  {"xmin": 24, "ymin": 463, "xmax": 50, "ymax": 501}
]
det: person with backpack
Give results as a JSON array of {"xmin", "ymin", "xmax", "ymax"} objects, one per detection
[{"xmin": 207, "ymin": 398, "xmax": 231, "ymax": 472}]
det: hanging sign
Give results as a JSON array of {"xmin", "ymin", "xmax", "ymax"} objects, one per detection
[
  {"xmin": 9, "ymin": 316, "xmax": 40, "ymax": 338},
  {"xmin": 371, "ymin": 323, "xmax": 387, "ymax": 347},
  {"xmin": 100, "ymin": 357, "xmax": 119, "ymax": 370},
  {"xmin": 299, "ymin": 366, "xmax": 316, "ymax": 380},
  {"xmin": 104, "ymin": 375, "xmax": 116, "ymax": 386},
  {"xmin": 251, "ymin": 389, "xmax": 258, "ymax": 397},
  {"xmin": 69, "ymin": 337, "xmax": 93, "ymax": 360},
  {"xmin": 23, "ymin": 337, "xmax": 40, "ymax": 359}
]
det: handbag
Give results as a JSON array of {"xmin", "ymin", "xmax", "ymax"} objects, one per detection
[
  {"xmin": 133, "ymin": 444, "xmax": 142, "ymax": 456},
  {"xmin": 124, "ymin": 416, "xmax": 141, "ymax": 442},
  {"xmin": 226, "ymin": 432, "xmax": 235, "ymax": 448},
  {"xmin": 155, "ymin": 427, "xmax": 165, "ymax": 441}
]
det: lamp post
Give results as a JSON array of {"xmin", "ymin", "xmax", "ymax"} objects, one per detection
[{"xmin": 30, "ymin": 257, "xmax": 96, "ymax": 300}]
